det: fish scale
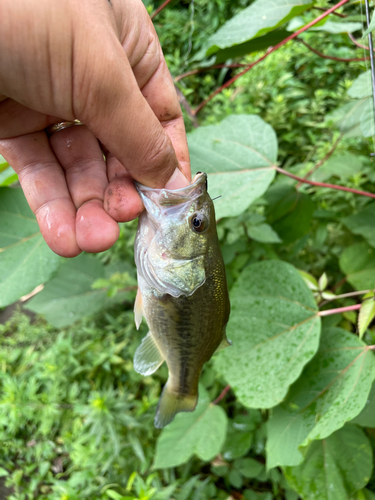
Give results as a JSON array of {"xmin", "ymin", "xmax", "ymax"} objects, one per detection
[{"xmin": 133, "ymin": 172, "xmax": 231, "ymax": 428}]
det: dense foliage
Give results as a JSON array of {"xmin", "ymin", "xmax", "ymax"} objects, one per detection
[{"xmin": 1, "ymin": 0, "xmax": 375, "ymax": 499}]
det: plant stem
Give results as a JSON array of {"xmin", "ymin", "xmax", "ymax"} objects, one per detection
[
  {"xmin": 319, "ymin": 304, "xmax": 361, "ymax": 316},
  {"xmin": 212, "ymin": 385, "xmax": 231, "ymax": 405},
  {"xmin": 313, "ymin": 6, "xmax": 347, "ymax": 18},
  {"xmin": 296, "ymin": 134, "xmax": 342, "ymax": 188},
  {"xmin": 151, "ymin": 0, "xmax": 174, "ymax": 20},
  {"xmin": 349, "ymin": 33, "xmax": 374, "ymax": 51},
  {"xmin": 320, "ymin": 289, "xmax": 372, "ymax": 306},
  {"xmin": 193, "ymin": 0, "xmax": 350, "ymax": 115},
  {"xmin": 297, "ymin": 37, "xmax": 368, "ymax": 62},
  {"xmin": 275, "ymin": 165, "xmax": 375, "ymax": 199}
]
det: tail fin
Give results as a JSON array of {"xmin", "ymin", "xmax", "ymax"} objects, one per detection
[{"xmin": 154, "ymin": 382, "xmax": 198, "ymax": 429}]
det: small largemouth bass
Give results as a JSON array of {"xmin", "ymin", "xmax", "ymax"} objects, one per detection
[{"xmin": 133, "ymin": 172, "xmax": 231, "ymax": 428}]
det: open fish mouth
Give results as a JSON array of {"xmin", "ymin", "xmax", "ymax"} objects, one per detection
[{"xmin": 134, "ymin": 172, "xmax": 208, "ymax": 207}]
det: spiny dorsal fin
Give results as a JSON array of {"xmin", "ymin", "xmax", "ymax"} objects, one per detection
[{"xmin": 134, "ymin": 331, "xmax": 164, "ymax": 376}]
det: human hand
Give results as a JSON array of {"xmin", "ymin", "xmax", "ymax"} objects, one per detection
[{"xmin": 0, "ymin": 0, "xmax": 190, "ymax": 257}]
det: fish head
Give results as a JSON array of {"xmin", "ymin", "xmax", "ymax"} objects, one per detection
[{"xmin": 135, "ymin": 172, "xmax": 216, "ymax": 297}]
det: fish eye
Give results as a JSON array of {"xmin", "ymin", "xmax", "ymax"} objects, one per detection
[{"xmin": 190, "ymin": 213, "xmax": 207, "ymax": 233}]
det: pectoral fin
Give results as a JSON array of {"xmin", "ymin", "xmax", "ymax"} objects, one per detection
[
  {"xmin": 134, "ymin": 288, "xmax": 143, "ymax": 330},
  {"xmin": 134, "ymin": 332, "xmax": 164, "ymax": 376}
]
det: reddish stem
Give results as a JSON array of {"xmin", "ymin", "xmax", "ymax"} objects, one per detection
[
  {"xmin": 193, "ymin": 0, "xmax": 350, "ymax": 115},
  {"xmin": 297, "ymin": 38, "xmax": 368, "ymax": 62},
  {"xmin": 213, "ymin": 385, "xmax": 231, "ymax": 405},
  {"xmin": 349, "ymin": 33, "xmax": 373, "ymax": 51},
  {"xmin": 275, "ymin": 166, "xmax": 375, "ymax": 199},
  {"xmin": 319, "ymin": 304, "xmax": 361, "ymax": 317},
  {"xmin": 151, "ymin": 0, "xmax": 174, "ymax": 20}
]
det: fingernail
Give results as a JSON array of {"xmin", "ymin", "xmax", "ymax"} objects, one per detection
[{"xmin": 165, "ymin": 168, "xmax": 190, "ymax": 189}]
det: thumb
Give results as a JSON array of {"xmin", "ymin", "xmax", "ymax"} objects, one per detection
[{"xmin": 73, "ymin": 42, "xmax": 186, "ymax": 190}]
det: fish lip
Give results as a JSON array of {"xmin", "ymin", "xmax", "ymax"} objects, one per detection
[{"xmin": 135, "ymin": 172, "xmax": 207, "ymax": 196}]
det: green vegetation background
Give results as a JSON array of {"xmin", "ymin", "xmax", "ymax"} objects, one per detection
[{"xmin": 1, "ymin": 0, "xmax": 375, "ymax": 499}]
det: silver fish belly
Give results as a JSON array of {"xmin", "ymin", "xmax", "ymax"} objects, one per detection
[{"xmin": 133, "ymin": 172, "xmax": 230, "ymax": 428}]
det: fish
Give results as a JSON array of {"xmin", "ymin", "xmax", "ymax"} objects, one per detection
[{"xmin": 133, "ymin": 172, "xmax": 231, "ymax": 428}]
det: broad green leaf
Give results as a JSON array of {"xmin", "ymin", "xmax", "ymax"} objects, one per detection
[
  {"xmin": 310, "ymin": 21, "xmax": 362, "ymax": 34},
  {"xmin": 348, "ymin": 71, "xmax": 372, "ymax": 99},
  {"xmin": 352, "ymin": 382, "xmax": 375, "ymax": 428},
  {"xmin": 222, "ymin": 416, "xmax": 254, "ymax": 460},
  {"xmin": 0, "ymin": 187, "xmax": 61, "ymax": 307},
  {"xmin": 188, "ymin": 115, "xmax": 277, "ymax": 219},
  {"xmin": 358, "ymin": 292, "xmax": 375, "ymax": 339},
  {"xmin": 153, "ymin": 386, "xmax": 227, "ymax": 469},
  {"xmin": 328, "ymin": 98, "xmax": 370, "ymax": 137},
  {"xmin": 214, "ymin": 260, "xmax": 321, "ymax": 409},
  {"xmin": 339, "ymin": 242, "xmax": 375, "ymax": 290},
  {"xmin": 266, "ymin": 185, "xmax": 314, "ymax": 244},
  {"xmin": 343, "ymin": 203, "xmax": 375, "ymax": 248},
  {"xmin": 359, "ymin": 98, "xmax": 375, "ymax": 138},
  {"xmin": 284, "ymin": 425, "xmax": 373, "ymax": 500},
  {"xmin": 0, "ymin": 467, "xmax": 8, "ymax": 477},
  {"xmin": 0, "ymin": 155, "xmax": 8, "ymax": 172},
  {"xmin": 26, "ymin": 254, "xmax": 134, "ymax": 327},
  {"xmin": 235, "ymin": 458, "xmax": 264, "ymax": 479},
  {"xmin": 267, "ymin": 327, "xmax": 375, "ymax": 468},
  {"xmin": 351, "ymin": 491, "xmax": 375, "ymax": 500},
  {"xmin": 213, "ymin": 30, "xmax": 289, "ymax": 64},
  {"xmin": 311, "ymin": 153, "xmax": 363, "ymax": 182},
  {"xmin": 247, "ymin": 223, "xmax": 281, "ymax": 243},
  {"xmin": 0, "ymin": 166, "xmax": 18, "ymax": 187},
  {"xmin": 363, "ymin": 12, "xmax": 375, "ymax": 37},
  {"xmin": 206, "ymin": 0, "xmax": 312, "ymax": 56}
]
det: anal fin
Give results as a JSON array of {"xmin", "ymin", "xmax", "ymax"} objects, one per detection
[
  {"xmin": 154, "ymin": 382, "xmax": 198, "ymax": 429},
  {"xmin": 215, "ymin": 336, "xmax": 232, "ymax": 354},
  {"xmin": 134, "ymin": 331, "xmax": 164, "ymax": 376},
  {"xmin": 134, "ymin": 288, "xmax": 143, "ymax": 330}
]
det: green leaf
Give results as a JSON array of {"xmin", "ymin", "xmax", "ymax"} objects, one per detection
[
  {"xmin": 266, "ymin": 185, "xmax": 315, "ymax": 244},
  {"xmin": 214, "ymin": 260, "xmax": 321, "ymax": 409},
  {"xmin": 343, "ymin": 203, "xmax": 375, "ymax": 249},
  {"xmin": 311, "ymin": 153, "xmax": 363, "ymax": 183},
  {"xmin": 310, "ymin": 20, "xmax": 362, "ymax": 34},
  {"xmin": 153, "ymin": 386, "xmax": 227, "ymax": 469},
  {"xmin": 339, "ymin": 242, "xmax": 375, "ymax": 290},
  {"xmin": 348, "ymin": 71, "xmax": 372, "ymax": 99},
  {"xmin": 352, "ymin": 382, "xmax": 375, "ymax": 428},
  {"xmin": 247, "ymin": 223, "xmax": 281, "ymax": 243},
  {"xmin": 206, "ymin": 0, "xmax": 312, "ymax": 56},
  {"xmin": 235, "ymin": 458, "xmax": 264, "ymax": 478},
  {"xmin": 188, "ymin": 115, "xmax": 277, "ymax": 219},
  {"xmin": 0, "ymin": 166, "xmax": 18, "ymax": 186},
  {"xmin": 267, "ymin": 327, "xmax": 375, "ymax": 468},
  {"xmin": 25, "ymin": 254, "xmax": 132, "ymax": 327},
  {"xmin": 328, "ymin": 98, "xmax": 370, "ymax": 137},
  {"xmin": 358, "ymin": 292, "xmax": 375, "ymax": 339},
  {"xmin": 0, "ymin": 187, "xmax": 61, "ymax": 307},
  {"xmin": 0, "ymin": 467, "xmax": 9, "ymax": 477},
  {"xmin": 284, "ymin": 425, "xmax": 373, "ymax": 500},
  {"xmin": 222, "ymin": 417, "xmax": 254, "ymax": 460},
  {"xmin": 359, "ymin": 98, "xmax": 375, "ymax": 138},
  {"xmin": 212, "ymin": 30, "xmax": 289, "ymax": 64},
  {"xmin": 363, "ymin": 12, "xmax": 375, "ymax": 37}
]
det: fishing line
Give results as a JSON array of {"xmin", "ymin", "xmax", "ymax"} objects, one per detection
[{"xmin": 363, "ymin": 0, "xmax": 375, "ymax": 154}]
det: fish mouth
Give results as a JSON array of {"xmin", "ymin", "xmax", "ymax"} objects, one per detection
[{"xmin": 135, "ymin": 172, "xmax": 207, "ymax": 207}]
